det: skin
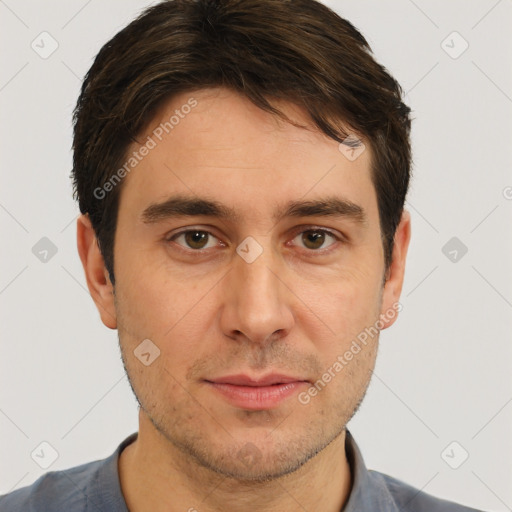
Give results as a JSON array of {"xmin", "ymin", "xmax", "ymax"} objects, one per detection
[{"xmin": 77, "ymin": 87, "xmax": 410, "ymax": 512}]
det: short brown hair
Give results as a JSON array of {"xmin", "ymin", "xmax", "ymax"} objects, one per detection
[{"xmin": 72, "ymin": 0, "xmax": 412, "ymax": 285}]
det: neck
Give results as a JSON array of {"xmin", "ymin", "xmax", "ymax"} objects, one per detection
[{"xmin": 119, "ymin": 411, "xmax": 352, "ymax": 512}]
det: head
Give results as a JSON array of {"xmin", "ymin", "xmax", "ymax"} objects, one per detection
[{"xmin": 75, "ymin": 0, "xmax": 412, "ymax": 481}]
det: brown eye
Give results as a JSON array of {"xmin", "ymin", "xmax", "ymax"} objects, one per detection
[
  {"xmin": 170, "ymin": 230, "xmax": 218, "ymax": 250},
  {"xmin": 184, "ymin": 231, "xmax": 209, "ymax": 249},
  {"xmin": 302, "ymin": 231, "xmax": 325, "ymax": 249},
  {"xmin": 292, "ymin": 229, "xmax": 338, "ymax": 251}
]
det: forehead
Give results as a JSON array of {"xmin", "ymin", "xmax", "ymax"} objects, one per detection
[{"xmin": 118, "ymin": 87, "xmax": 378, "ymax": 224}]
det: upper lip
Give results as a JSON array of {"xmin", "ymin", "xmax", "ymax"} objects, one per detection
[{"xmin": 207, "ymin": 374, "xmax": 308, "ymax": 387}]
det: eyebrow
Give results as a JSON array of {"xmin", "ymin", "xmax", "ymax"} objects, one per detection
[{"xmin": 141, "ymin": 194, "xmax": 367, "ymax": 226}]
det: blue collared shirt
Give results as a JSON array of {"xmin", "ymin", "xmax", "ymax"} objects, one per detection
[{"xmin": 0, "ymin": 430, "xmax": 483, "ymax": 511}]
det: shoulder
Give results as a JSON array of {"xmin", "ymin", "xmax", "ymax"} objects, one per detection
[
  {"xmin": 0, "ymin": 458, "xmax": 106, "ymax": 512},
  {"xmin": 368, "ymin": 470, "xmax": 484, "ymax": 512},
  {"xmin": 343, "ymin": 429, "xmax": 483, "ymax": 512},
  {"xmin": 0, "ymin": 433, "xmax": 135, "ymax": 512}
]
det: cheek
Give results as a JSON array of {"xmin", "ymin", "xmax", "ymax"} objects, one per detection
[
  {"xmin": 302, "ymin": 264, "xmax": 382, "ymax": 343},
  {"xmin": 114, "ymin": 269, "xmax": 220, "ymax": 378},
  {"xmin": 114, "ymin": 254, "xmax": 208, "ymax": 337},
  {"xmin": 306, "ymin": 287, "xmax": 380, "ymax": 408}
]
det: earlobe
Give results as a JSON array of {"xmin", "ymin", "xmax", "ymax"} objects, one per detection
[
  {"xmin": 379, "ymin": 209, "xmax": 411, "ymax": 330},
  {"xmin": 76, "ymin": 214, "xmax": 117, "ymax": 329}
]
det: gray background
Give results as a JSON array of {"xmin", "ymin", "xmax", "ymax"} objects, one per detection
[{"xmin": 1, "ymin": 0, "xmax": 511, "ymax": 510}]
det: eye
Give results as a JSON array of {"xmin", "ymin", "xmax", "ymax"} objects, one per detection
[
  {"xmin": 168, "ymin": 230, "xmax": 221, "ymax": 250},
  {"xmin": 290, "ymin": 229, "xmax": 339, "ymax": 251}
]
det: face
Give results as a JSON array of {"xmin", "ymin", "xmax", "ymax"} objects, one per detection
[{"xmin": 79, "ymin": 87, "xmax": 410, "ymax": 481}]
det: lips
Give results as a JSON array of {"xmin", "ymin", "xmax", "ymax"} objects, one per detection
[
  {"xmin": 208, "ymin": 374, "xmax": 308, "ymax": 387},
  {"xmin": 205, "ymin": 374, "xmax": 310, "ymax": 410}
]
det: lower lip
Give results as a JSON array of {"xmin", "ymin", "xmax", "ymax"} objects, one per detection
[{"xmin": 207, "ymin": 381, "xmax": 308, "ymax": 410}]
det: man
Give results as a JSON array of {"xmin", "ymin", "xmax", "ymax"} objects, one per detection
[{"xmin": 0, "ymin": 0, "xmax": 482, "ymax": 510}]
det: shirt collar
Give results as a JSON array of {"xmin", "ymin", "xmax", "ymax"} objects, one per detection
[{"xmin": 343, "ymin": 429, "xmax": 398, "ymax": 511}]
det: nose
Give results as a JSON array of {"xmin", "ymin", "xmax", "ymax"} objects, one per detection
[{"xmin": 219, "ymin": 242, "xmax": 295, "ymax": 346}]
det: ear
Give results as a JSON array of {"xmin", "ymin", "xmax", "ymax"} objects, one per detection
[
  {"xmin": 379, "ymin": 209, "xmax": 411, "ymax": 329},
  {"xmin": 76, "ymin": 214, "xmax": 117, "ymax": 329}
]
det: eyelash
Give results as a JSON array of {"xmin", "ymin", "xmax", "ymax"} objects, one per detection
[{"xmin": 166, "ymin": 226, "xmax": 343, "ymax": 256}]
